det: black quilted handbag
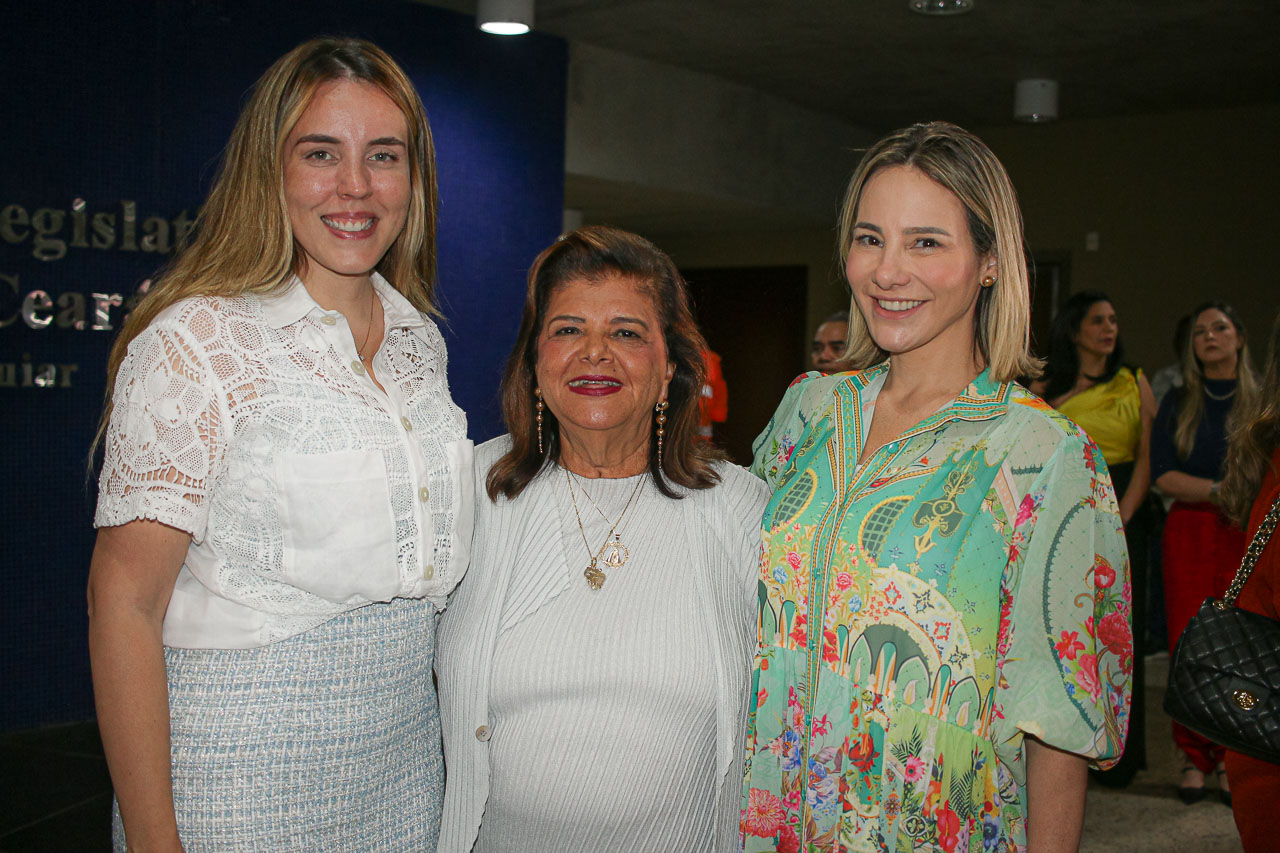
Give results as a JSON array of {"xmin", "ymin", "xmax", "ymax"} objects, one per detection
[{"xmin": 1164, "ymin": 495, "xmax": 1280, "ymax": 765}]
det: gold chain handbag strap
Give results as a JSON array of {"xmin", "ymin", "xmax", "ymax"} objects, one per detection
[{"xmin": 1218, "ymin": 494, "xmax": 1280, "ymax": 608}]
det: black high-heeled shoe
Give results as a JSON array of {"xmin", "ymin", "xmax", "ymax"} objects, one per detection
[
  {"xmin": 1178, "ymin": 765, "xmax": 1206, "ymax": 804},
  {"xmin": 1216, "ymin": 767, "xmax": 1232, "ymax": 807}
]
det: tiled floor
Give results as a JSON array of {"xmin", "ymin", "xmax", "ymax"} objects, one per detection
[
  {"xmin": 0, "ymin": 655, "xmax": 1246, "ymax": 852},
  {"xmin": 1079, "ymin": 652, "xmax": 1243, "ymax": 853}
]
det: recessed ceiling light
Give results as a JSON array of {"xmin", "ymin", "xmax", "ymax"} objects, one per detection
[
  {"xmin": 477, "ymin": 0, "xmax": 534, "ymax": 35},
  {"xmin": 908, "ymin": 0, "xmax": 974, "ymax": 15}
]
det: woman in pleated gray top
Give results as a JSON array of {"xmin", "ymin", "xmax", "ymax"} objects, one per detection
[{"xmin": 436, "ymin": 226, "xmax": 767, "ymax": 852}]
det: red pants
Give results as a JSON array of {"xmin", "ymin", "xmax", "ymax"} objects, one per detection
[
  {"xmin": 1163, "ymin": 502, "xmax": 1247, "ymax": 773},
  {"xmin": 1225, "ymin": 750, "xmax": 1280, "ymax": 852}
]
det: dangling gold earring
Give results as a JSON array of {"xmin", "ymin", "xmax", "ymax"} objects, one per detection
[
  {"xmin": 535, "ymin": 388, "xmax": 545, "ymax": 455},
  {"xmin": 981, "ymin": 274, "xmax": 997, "ymax": 288},
  {"xmin": 654, "ymin": 400, "xmax": 669, "ymax": 468}
]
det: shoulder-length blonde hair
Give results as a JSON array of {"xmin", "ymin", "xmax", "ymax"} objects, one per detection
[
  {"xmin": 835, "ymin": 121, "xmax": 1039, "ymax": 381},
  {"xmin": 486, "ymin": 226, "xmax": 725, "ymax": 501},
  {"xmin": 1221, "ymin": 312, "xmax": 1280, "ymax": 526},
  {"xmin": 95, "ymin": 37, "xmax": 438, "ymax": 447},
  {"xmin": 1175, "ymin": 300, "xmax": 1259, "ymax": 462}
]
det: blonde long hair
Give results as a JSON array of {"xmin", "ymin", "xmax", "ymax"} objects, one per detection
[
  {"xmin": 835, "ymin": 121, "xmax": 1040, "ymax": 381},
  {"xmin": 94, "ymin": 37, "xmax": 438, "ymax": 451},
  {"xmin": 1173, "ymin": 301, "xmax": 1258, "ymax": 460}
]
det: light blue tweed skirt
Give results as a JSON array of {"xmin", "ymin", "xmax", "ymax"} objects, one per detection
[{"xmin": 112, "ymin": 597, "xmax": 442, "ymax": 852}]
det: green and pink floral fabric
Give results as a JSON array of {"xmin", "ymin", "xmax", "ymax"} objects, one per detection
[{"xmin": 741, "ymin": 364, "xmax": 1131, "ymax": 853}]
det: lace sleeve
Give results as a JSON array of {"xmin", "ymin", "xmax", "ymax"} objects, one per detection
[{"xmin": 94, "ymin": 317, "xmax": 228, "ymax": 541}]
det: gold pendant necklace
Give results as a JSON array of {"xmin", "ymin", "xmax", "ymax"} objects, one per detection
[
  {"xmin": 572, "ymin": 472, "xmax": 632, "ymax": 570},
  {"xmin": 566, "ymin": 468, "xmax": 644, "ymax": 590},
  {"xmin": 600, "ymin": 538, "xmax": 629, "ymax": 570},
  {"xmin": 356, "ymin": 291, "xmax": 377, "ymax": 363}
]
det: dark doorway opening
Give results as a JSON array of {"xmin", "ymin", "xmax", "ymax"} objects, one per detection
[
  {"xmin": 682, "ymin": 265, "xmax": 809, "ymax": 465},
  {"xmin": 1028, "ymin": 251, "xmax": 1071, "ymax": 361}
]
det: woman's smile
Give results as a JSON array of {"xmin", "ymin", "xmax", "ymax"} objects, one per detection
[
  {"xmin": 846, "ymin": 166, "xmax": 990, "ymax": 369},
  {"xmin": 567, "ymin": 375, "xmax": 623, "ymax": 395},
  {"xmin": 535, "ymin": 274, "xmax": 673, "ymax": 440},
  {"xmin": 319, "ymin": 211, "xmax": 379, "ymax": 238},
  {"xmin": 282, "ymin": 78, "xmax": 411, "ymax": 295},
  {"xmin": 873, "ymin": 298, "xmax": 926, "ymax": 314}
]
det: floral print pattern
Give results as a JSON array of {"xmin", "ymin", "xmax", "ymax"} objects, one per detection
[{"xmin": 741, "ymin": 365, "xmax": 1131, "ymax": 853}]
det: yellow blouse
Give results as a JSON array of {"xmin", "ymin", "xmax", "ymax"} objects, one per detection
[{"xmin": 1058, "ymin": 367, "xmax": 1142, "ymax": 466}]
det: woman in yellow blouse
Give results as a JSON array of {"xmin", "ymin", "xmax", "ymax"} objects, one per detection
[
  {"xmin": 1033, "ymin": 290, "xmax": 1155, "ymax": 789},
  {"xmin": 1035, "ymin": 292, "xmax": 1156, "ymax": 525}
]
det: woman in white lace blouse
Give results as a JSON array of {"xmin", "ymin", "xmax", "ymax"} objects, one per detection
[{"xmin": 87, "ymin": 38, "xmax": 472, "ymax": 851}]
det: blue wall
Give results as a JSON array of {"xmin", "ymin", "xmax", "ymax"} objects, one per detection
[{"xmin": 0, "ymin": 0, "xmax": 566, "ymax": 731}]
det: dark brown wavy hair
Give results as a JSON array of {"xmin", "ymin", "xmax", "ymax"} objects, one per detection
[
  {"xmin": 486, "ymin": 225, "xmax": 725, "ymax": 501},
  {"xmin": 1040, "ymin": 290, "xmax": 1128, "ymax": 402},
  {"xmin": 1221, "ymin": 312, "xmax": 1280, "ymax": 526}
]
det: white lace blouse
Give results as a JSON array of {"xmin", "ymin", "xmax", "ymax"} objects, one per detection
[{"xmin": 95, "ymin": 274, "xmax": 473, "ymax": 649}]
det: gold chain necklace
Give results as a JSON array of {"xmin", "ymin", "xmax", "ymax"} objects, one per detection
[
  {"xmin": 569, "ymin": 470, "xmax": 615, "ymax": 525},
  {"xmin": 565, "ymin": 467, "xmax": 644, "ymax": 590},
  {"xmin": 356, "ymin": 292, "xmax": 377, "ymax": 363}
]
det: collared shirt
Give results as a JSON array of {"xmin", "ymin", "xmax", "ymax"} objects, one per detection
[
  {"xmin": 96, "ymin": 274, "xmax": 473, "ymax": 649},
  {"xmin": 740, "ymin": 363, "xmax": 1131, "ymax": 853}
]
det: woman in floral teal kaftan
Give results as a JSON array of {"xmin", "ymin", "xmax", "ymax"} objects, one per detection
[{"xmin": 739, "ymin": 123, "xmax": 1132, "ymax": 853}]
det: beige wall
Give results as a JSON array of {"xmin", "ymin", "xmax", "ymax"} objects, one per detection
[
  {"xmin": 566, "ymin": 42, "xmax": 876, "ymax": 229},
  {"xmin": 977, "ymin": 103, "xmax": 1280, "ymax": 370},
  {"xmin": 660, "ymin": 104, "xmax": 1280, "ymax": 373}
]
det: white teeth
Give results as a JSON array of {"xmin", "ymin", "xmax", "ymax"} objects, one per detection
[
  {"xmin": 321, "ymin": 216, "xmax": 374, "ymax": 232},
  {"xmin": 568, "ymin": 379, "xmax": 620, "ymax": 387},
  {"xmin": 878, "ymin": 299, "xmax": 923, "ymax": 312}
]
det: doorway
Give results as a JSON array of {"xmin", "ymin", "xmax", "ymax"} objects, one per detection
[
  {"xmin": 1028, "ymin": 251, "xmax": 1071, "ymax": 361},
  {"xmin": 682, "ymin": 265, "xmax": 809, "ymax": 465}
]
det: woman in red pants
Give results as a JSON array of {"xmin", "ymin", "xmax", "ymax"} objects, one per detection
[
  {"xmin": 1219, "ymin": 313, "xmax": 1280, "ymax": 850},
  {"xmin": 1151, "ymin": 301, "xmax": 1258, "ymax": 803}
]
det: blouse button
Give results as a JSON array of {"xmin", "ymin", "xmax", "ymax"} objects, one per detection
[
  {"xmin": 423, "ymin": 563, "xmax": 435, "ymax": 580},
  {"xmin": 320, "ymin": 315, "xmax": 337, "ymax": 326},
  {"xmin": 401, "ymin": 416, "xmax": 413, "ymax": 431},
  {"xmin": 351, "ymin": 360, "xmax": 365, "ymax": 375},
  {"xmin": 419, "ymin": 486, "xmax": 430, "ymax": 502},
  {"xmin": 475, "ymin": 724, "xmax": 491, "ymax": 742}
]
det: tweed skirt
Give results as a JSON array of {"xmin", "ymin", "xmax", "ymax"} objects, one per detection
[{"xmin": 112, "ymin": 597, "xmax": 442, "ymax": 852}]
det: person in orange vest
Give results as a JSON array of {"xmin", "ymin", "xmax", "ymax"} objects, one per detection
[{"xmin": 699, "ymin": 348, "xmax": 728, "ymax": 441}]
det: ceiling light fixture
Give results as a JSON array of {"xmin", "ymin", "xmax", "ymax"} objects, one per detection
[
  {"xmin": 908, "ymin": 0, "xmax": 974, "ymax": 15},
  {"xmin": 477, "ymin": 0, "xmax": 534, "ymax": 35},
  {"xmin": 1014, "ymin": 79, "xmax": 1059, "ymax": 123}
]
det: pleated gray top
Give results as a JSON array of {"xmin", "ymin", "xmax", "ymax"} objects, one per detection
[{"xmin": 436, "ymin": 435, "xmax": 768, "ymax": 852}]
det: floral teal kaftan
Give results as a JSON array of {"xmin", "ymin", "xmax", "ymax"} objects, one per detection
[{"xmin": 740, "ymin": 365, "xmax": 1131, "ymax": 853}]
